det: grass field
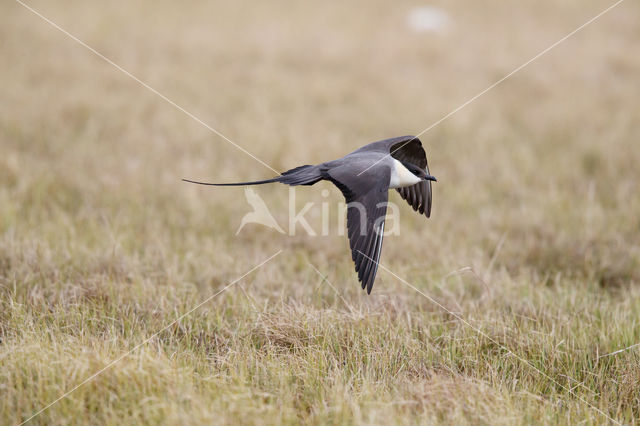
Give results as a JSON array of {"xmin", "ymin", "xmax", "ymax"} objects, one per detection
[{"xmin": 2, "ymin": 0, "xmax": 640, "ymax": 424}]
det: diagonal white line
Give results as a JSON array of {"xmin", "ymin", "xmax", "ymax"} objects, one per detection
[
  {"xmin": 597, "ymin": 342, "xmax": 640, "ymax": 359},
  {"xmin": 412, "ymin": 0, "xmax": 625, "ymax": 140},
  {"xmin": 357, "ymin": 0, "xmax": 626, "ymax": 177},
  {"xmin": 356, "ymin": 250, "xmax": 621, "ymax": 425},
  {"xmin": 308, "ymin": 262, "xmax": 354, "ymax": 311},
  {"xmin": 19, "ymin": 250, "xmax": 282, "ymax": 425},
  {"xmin": 14, "ymin": 0, "xmax": 279, "ymax": 175}
]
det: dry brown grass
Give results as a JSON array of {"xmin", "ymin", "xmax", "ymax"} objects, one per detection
[{"xmin": 2, "ymin": 0, "xmax": 640, "ymax": 424}]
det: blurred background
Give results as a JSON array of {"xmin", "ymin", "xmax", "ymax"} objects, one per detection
[
  {"xmin": 2, "ymin": 0, "xmax": 638, "ymax": 290},
  {"xmin": 2, "ymin": 0, "xmax": 639, "ymax": 423}
]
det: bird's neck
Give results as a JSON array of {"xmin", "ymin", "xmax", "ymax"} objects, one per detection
[{"xmin": 389, "ymin": 159, "xmax": 422, "ymax": 189}]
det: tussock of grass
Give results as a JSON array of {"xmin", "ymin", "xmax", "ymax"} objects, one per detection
[{"xmin": 2, "ymin": 0, "xmax": 640, "ymax": 424}]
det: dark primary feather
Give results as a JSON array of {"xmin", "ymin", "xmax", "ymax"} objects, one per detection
[
  {"xmin": 328, "ymin": 164, "xmax": 390, "ymax": 294},
  {"xmin": 347, "ymin": 190, "xmax": 387, "ymax": 294},
  {"xmin": 389, "ymin": 136, "xmax": 433, "ymax": 217}
]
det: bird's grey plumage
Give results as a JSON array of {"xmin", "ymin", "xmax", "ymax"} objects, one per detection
[
  {"xmin": 183, "ymin": 135, "xmax": 435, "ymax": 294},
  {"xmin": 350, "ymin": 135, "xmax": 433, "ymax": 217},
  {"xmin": 325, "ymin": 160, "xmax": 390, "ymax": 293}
]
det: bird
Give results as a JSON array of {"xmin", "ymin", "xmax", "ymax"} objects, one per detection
[{"xmin": 183, "ymin": 135, "xmax": 436, "ymax": 294}]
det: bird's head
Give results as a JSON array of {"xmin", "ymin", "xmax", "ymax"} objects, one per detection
[{"xmin": 402, "ymin": 162, "xmax": 437, "ymax": 182}]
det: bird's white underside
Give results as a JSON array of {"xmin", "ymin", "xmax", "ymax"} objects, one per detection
[{"xmin": 388, "ymin": 159, "xmax": 422, "ymax": 189}]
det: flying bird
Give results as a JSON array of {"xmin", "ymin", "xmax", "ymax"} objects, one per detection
[{"xmin": 183, "ymin": 135, "xmax": 436, "ymax": 294}]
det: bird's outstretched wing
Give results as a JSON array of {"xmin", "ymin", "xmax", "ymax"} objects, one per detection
[
  {"xmin": 388, "ymin": 136, "xmax": 433, "ymax": 217},
  {"xmin": 346, "ymin": 189, "xmax": 388, "ymax": 294},
  {"xmin": 328, "ymin": 165, "xmax": 390, "ymax": 293}
]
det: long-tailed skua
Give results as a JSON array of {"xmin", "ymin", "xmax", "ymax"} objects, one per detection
[{"xmin": 183, "ymin": 135, "xmax": 436, "ymax": 293}]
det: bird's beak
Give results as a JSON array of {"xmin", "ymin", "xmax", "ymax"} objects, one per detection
[{"xmin": 425, "ymin": 175, "xmax": 437, "ymax": 182}]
